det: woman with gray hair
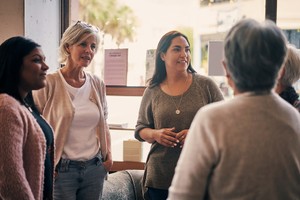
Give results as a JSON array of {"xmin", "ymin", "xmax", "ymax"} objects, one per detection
[
  {"xmin": 275, "ymin": 44, "xmax": 300, "ymax": 112},
  {"xmin": 168, "ymin": 18, "xmax": 300, "ymax": 200},
  {"xmin": 33, "ymin": 21, "xmax": 113, "ymax": 200}
]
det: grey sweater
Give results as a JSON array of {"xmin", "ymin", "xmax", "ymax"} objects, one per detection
[
  {"xmin": 135, "ymin": 73, "xmax": 224, "ymax": 191},
  {"xmin": 168, "ymin": 92, "xmax": 300, "ymax": 200}
]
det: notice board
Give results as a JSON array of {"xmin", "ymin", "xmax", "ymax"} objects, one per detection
[{"xmin": 104, "ymin": 49, "xmax": 128, "ymax": 86}]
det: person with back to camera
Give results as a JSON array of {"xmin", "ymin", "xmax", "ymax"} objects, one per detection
[
  {"xmin": 33, "ymin": 21, "xmax": 113, "ymax": 200},
  {"xmin": 168, "ymin": 18, "xmax": 300, "ymax": 200},
  {"xmin": 134, "ymin": 30, "xmax": 224, "ymax": 200},
  {"xmin": 0, "ymin": 36, "xmax": 54, "ymax": 200},
  {"xmin": 275, "ymin": 44, "xmax": 300, "ymax": 112}
]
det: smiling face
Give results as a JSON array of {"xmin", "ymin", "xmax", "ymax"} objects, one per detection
[
  {"xmin": 67, "ymin": 33, "xmax": 97, "ymax": 68},
  {"xmin": 19, "ymin": 47, "xmax": 49, "ymax": 94},
  {"xmin": 160, "ymin": 36, "xmax": 191, "ymax": 73}
]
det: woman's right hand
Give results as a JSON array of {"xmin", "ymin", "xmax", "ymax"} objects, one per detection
[{"xmin": 153, "ymin": 127, "xmax": 179, "ymax": 147}]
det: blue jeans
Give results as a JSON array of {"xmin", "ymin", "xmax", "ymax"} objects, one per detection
[
  {"xmin": 148, "ymin": 187, "xmax": 168, "ymax": 200},
  {"xmin": 54, "ymin": 155, "xmax": 107, "ymax": 200}
]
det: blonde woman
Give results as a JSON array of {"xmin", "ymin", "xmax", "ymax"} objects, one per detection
[
  {"xmin": 275, "ymin": 44, "xmax": 300, "ymax": 112},
  {"xmin": 33, "ymin": 21, "xmax": 112, "ymax": 200}
]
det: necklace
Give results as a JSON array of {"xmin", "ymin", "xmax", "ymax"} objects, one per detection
[
  {"xmin": 23, "ymin": 100, "xmax": 33, "ymax": 113},
  {"xmin": 167, "ymin": 74, "xmax": 189, "ymax": 115},
  {"xmin": 173, "ymin": 95, "xmax": 184, "ymax": 114}
]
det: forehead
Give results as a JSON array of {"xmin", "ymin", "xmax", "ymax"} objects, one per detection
[
  {"xmin": 25, "ymin": 47, "xmax": 44, "ymax": 58},
  {"xmin": 170, "ymin": 36, "xmax": 189, "ymax": 47},
  {"xmin": 78, "ymin": 33, "xmax": 98, "ymax": 44}
]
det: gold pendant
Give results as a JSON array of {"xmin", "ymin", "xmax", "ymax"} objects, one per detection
[{"xmin": 176, "ymin": 109, "xmax": 180, "ymax": 114}]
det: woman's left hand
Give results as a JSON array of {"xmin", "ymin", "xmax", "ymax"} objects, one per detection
[
  {"xmin": 176, "ymin": 129, "xmax": 188, "ymax": 148},
  {"xmin": 103, "ymin": 152, "xmax": 113, "ymax": 172}
]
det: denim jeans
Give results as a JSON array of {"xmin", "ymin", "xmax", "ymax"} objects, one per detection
[
  {"xmin": 147, "ymin": 187, "xmax": 168, "ymax": 200},
  {"xmin": 54, "ymin": 155, "xmax": 107, "ymax": 200}
]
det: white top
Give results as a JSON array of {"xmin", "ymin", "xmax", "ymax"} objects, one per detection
[{"xmin": 59, "ymin": 71, "xmax": 100, "ymax": 161}]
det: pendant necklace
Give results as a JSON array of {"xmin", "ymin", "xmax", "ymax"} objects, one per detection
[
  {"xmin": 173, "ymin": 95, "xmax": 184, "ymax": 114},
  {"xmin": 167, "ymin": 74, "xmax": 189, "ymax": 115}
]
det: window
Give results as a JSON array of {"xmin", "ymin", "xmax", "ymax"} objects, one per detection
[{"xmin": 72, "ymin": 0, "xmax": 300, "ymax": 161}]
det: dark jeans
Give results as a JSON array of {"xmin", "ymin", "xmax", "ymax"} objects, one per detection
[
  {"xmin": 54, "ymin": 155, "xmax": 107, "ymax": 200},
  {"xmin": 148, "ymin": 187, "xmax": 168, "ymax": 200}
]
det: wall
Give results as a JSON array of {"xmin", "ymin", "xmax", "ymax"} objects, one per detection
[
  {"xmin": 24, "ymin": 0, "xmax": 60, "ymax": 72},
  {"xmin": 0, "ymin": 0, "xmax": 60, "ymax": 73},
  {"xmin": 0, "ymin": 0, "xmax": 24, "ymax": 43},
  {"xmin": 277, "ymin": 0, "xmax": 300, "ymax": 29}
]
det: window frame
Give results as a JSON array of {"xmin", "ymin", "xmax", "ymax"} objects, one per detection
[{"xmin": 63, "ymin": 0, "xmax": 277, "ymax": 96}]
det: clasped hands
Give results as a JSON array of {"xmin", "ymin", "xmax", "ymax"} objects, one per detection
[{"xmin": 154, "ymin": 127, "xmax": 188, "ymax": 148}]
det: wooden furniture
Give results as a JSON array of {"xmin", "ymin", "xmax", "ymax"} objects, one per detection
[
  {"xmin": 106, "ymin": 86, "xmax": 146, "ymax": 96},
  {"xmin": 110, "ymin": 161, "xmax": 145, "ymax": 173},
  {"xmin": 106, "ymin": 86, "xmax": 146, "ymax": 173}
]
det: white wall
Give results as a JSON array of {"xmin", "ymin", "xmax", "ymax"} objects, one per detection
[
  {"xmin": 24, "ymin": 0, "xmax": 61, "ymax": 72},
  {"xmin": 277, "ymin": 0, "xmax": 300, "ymax": 29},
  {"xmin": 0, "ymin": 0, "xmax": 61, "ymax": 72}
]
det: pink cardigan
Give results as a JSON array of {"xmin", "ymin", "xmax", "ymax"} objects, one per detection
[{"xmin": 0, "ymin": 94, "xmax": 46, "ymax": 200}]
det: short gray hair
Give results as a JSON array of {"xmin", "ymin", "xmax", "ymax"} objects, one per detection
[
  {"xmin": 59, "ymin": 21, "xmax": 100, "ymax": 64},
  {"xmin": 224, "ymin": 18, "xmax": 287, "ymax": 92},
  {"xmin": 280, "ymin": 44, "xmax": 300, "ymax": 86}
]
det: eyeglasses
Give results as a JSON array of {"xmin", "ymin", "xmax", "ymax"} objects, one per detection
[{"xmin": 74, "ymin": 20, "xmax": 99, "ymax": 33}]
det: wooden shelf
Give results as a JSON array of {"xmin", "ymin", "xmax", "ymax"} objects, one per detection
[
  {"xmin": 106, "ymin": 86, "xmax": 146, "ymax": 96},
  {"xmin": 109, "ymin": 127, "xmax": 135, "ymax": 131},
  {"xmin": 110, "ymin": 161, "xmax": 145, "ymax": 172}
]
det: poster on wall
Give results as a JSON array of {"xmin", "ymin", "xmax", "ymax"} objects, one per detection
[
  {"xmin": 208, "ymin": 41, "xmax": 225, "ymax": 76},
  {"xmin": 104, "ymin": 48, "xmax": 128, "ymax": 86}
]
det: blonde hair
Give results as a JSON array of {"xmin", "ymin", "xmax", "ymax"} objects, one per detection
[
  {"xmin": 281, "ymin": 44, "xmax": 300, "ymax": 86},
  {"xmin": 58, "ymin": 21, "xmax": 100, "ymax": 64}
]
